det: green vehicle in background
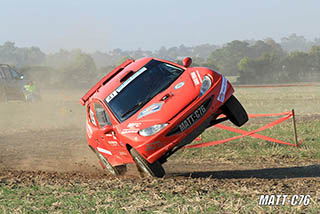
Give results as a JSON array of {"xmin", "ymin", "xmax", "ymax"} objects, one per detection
[{"xmin": 0, "ymin": 64, "xmax": 41, "ymax": 102}]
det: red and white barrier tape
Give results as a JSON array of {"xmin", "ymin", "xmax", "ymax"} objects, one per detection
[{"xmin": 186, "ymin": 110, "xmax": 303, "ymax": 149}]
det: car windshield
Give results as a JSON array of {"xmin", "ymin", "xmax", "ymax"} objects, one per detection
[{"xmin": 105, "ymin": 59, "xmax": 184, "ymax": 122}]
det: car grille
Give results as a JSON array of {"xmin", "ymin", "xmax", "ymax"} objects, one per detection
[{"xmin": 166, "ymin": 96, "xmax": 213, "ymax": 136}]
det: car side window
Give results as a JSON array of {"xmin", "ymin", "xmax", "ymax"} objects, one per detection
[
  {"xmin": 94, "ymin": 102, "xmax": 112, "ymax": 128},
  {"xmin": 0, "ymin": 70, "xmax": 4, "ymax": 80},
  {"xmin": 88, "ymin": 106, "xmax": 97, "ymax": 126},
  {"xmin": 2, "ymin": 68, "xmax": 12, "ymax": 80},
  {"xmin": 10, "ymin": 69, "xmax": 19, "ymax": 79}
]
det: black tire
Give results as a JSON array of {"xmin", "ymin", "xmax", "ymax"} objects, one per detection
[
  {"xmin": 221, "ymin": 95, "xmax": 248, "ymax": 127},
  {"xmin": 130, "ymin": 148, "xmax": 165, "ymax": 178},
  {"xmin": 94, "ymin": 149, "xmax": 127, "ymax": 176}
]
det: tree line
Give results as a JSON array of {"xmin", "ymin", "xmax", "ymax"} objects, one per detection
[{"xmin": 0, "ymin": 34, "xmax": 319, "ymax": 88}]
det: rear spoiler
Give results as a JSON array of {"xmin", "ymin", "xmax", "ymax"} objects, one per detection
[{"xmin": 80, "ymin": 59, "xmax": 134, "ymax": 106}]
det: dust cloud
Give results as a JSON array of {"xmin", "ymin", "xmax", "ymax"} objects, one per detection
[{"xmin": 0, "ymin": 88, "xmax": 102, "ymax": 174}]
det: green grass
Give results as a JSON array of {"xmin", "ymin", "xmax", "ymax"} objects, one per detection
[
  {"xmin": 225, "ymin": 76, "xmax": 239, "ymax": 84},
  {"xmin": 172, "ymin": 119, "xmax": 320, "ymax": 164},
  {"xmin": 234, "ymin": 86, "xmax": 320, "ymax": 114},
  {"xmin": 1, "ymin": 177, "xmax": 320, "ymax": 213}
]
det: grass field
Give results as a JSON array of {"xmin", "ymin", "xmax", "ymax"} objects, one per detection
[
  {"xmin": 0, "ymin": 85, "xmax": 320, "ymax": 213},
  {"xmin": 1, "ymin": 173, "xmax": 319, "ymax": 214}
]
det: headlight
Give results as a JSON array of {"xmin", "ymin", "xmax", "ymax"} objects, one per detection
[
  {"xmin": 139, "ymin": 123, "xmax": 168, "ymax": 136},
  {"xmin": 199, "ymin": 75, "xmax": 212, "ymax": 97}
]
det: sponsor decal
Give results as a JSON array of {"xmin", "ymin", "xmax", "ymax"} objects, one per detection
[
  {"xmin": 119, "ymin": 151, "xmax": 127, "ymax": 156},
  {"xmin": 105, "ymin": 91, "xmax": 118, "ymax": 103},
  {"xmin": 174, "ymin": 82, "xmax": 184, "ymax": 90},
  {"xmin": 123, "ymin": 123, "xmax": 142, "ymax": 134},
  {"xmin": 108, "ymin": 141, "xmax": 118, "ymax": 146},
  {"xmin": 196, "ymin": 70, "xmax": 202, "ymax": 83},
  {"xmin": 191, "ymin": 72, "xmax": 200, "ymax": 86},
  {"xmin": 97, "ymin": 147, "xmax": 112, "ymax": 155},
  {"xmin": 146, "ymin": 141, "xmax": 166, "ymax": 151},
  {"xmin": 121, "ymin": 129, "xmax": 139, "ymax": 134},
  {"xmin": 86, "ymin": 122, "xmax": 93, "ymax": 138},
  {"xmin": 179, "ymin": 105, "xmax": 207, "ymax": 132},
  {"xmin": 127, "ymin": 122, "xmax": 142, "ymax": 128},
  {"xmin": 217, "ymin": 76, "xmax": 227, "ymax": 102},
  {"xmin": 106, "ymin": 67, "xmax": 147, "ymax": 103},
  {"xmin": 138, "ymin": 102, "xmax": 163, "ymax": 119}
]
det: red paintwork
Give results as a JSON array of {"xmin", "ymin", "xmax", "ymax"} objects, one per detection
[
  {"xmin": 80, "ymin": 59, "xmax": 134, "ymax": 106},
  {"xmin": 182, "ymin": 57, "xmax": 192, "ymax": 67},
  {"xmin": 81, "ymin": 57, "xmax": 234, "ymax": 167}
]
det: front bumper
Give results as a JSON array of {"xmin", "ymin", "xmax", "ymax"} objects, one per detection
[{"xmin": 134, "ymin": 76, "xmax": 234, "ymax": 164}]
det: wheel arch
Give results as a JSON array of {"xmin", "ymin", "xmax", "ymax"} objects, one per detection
[{"xmin": 125, "ymin": 143, "xmax": 133, "ymax": 153}]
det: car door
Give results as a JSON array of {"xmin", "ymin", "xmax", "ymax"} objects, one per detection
[
  {"xmin": 92, "ymin": 101, "xmax": 132, "ymax": 166},
  {"xmin": 0, "ymin": 68, "xmax": 5, "ymax": 83},
  {"xmin": 0, "ymin": 69, "xmax": 7, "ymax": 100},
  {"xmin": 2, "ymin": 67, "xmax": 21, "ymax": 98},
  {"xmin": 8, "ymin": 68, "xmax": 24, "ymax": 98},
  {"xmin": 1, "ymin": 67, "xmax": 13, "ymax": 97},
  {"xmin": 86, "ymin": 103, "xmax": 100, "ymax": 148}
]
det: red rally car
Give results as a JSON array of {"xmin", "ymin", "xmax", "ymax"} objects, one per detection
[{"xmin": 80, "ymin": 57, "xmax": 248, "ymax": 177}]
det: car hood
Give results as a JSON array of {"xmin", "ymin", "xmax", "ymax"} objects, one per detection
[{"xmin": 121, "ymin": 68, "xmax": 203, "ymax": 129}]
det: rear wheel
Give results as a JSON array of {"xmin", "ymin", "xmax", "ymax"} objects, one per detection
[
  {"xmin": 94, "ymin": 149, "xmax": 127, "ymax": 176},
  {"xmin": 130, "ymin": 148, "xmax": 165, "ymax": 178},
  {"xmin": 221, "ymin": 95, "xmax": 248, "ymax": 127}
]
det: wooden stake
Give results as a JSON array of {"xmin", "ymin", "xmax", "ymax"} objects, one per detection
[{"xmin": 292, "ymin": 109, "xmax": 299, "ymax": 147}]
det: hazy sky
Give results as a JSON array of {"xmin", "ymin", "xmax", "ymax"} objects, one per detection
[{"xmin": 1, "ymin": 0, "xmax": 320, "ymax": 53}]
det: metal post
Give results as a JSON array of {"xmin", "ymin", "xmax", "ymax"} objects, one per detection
[{"xmin": 292, "ymin": 109, "xmax": 299, "ymax": 147}]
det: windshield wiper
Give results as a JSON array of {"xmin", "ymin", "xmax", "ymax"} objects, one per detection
[{"xmin": 121, "ymin": 97, "xmax": 152, "ymax": 119}]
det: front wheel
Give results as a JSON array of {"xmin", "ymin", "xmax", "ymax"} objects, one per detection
[
  {"xmin": 221, "ymin": 95, "xmax": 248, "ymax": 127},
  {"xmin": 94, "ymin": 149, "xmax": 127, "ymax": 176},
  {"xmin": 130, "ymin": 148, "xmax": 165, "ymax": 178}
]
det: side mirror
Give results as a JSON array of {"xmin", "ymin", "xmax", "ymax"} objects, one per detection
[
  {"xmin": 182, "ymin": 57, "xmax": 192, "ymax": 68},
  {"xmin": 101, "ymin": 125, "xmax": 113, "ymax": 134}
]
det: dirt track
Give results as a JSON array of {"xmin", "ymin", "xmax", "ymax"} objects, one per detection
[{"xmin": 1, "ymin": 126, "xmax": 320, "ymax": 181}]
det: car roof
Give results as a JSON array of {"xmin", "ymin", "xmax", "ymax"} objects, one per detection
[{"xmin": 91, "ymin": 57, "xmax": 185, "ymax": 104}]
